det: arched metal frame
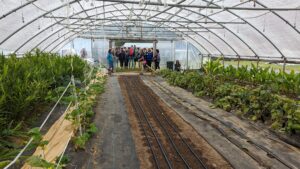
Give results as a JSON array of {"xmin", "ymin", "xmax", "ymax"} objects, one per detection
[
  {"xmin": 0, "ymin": 0, "xmax": 299, "ymax": 60},
  {"xmin": 13, "ymin": 2, "xmax": 239, "ymax": 55},
  {"xmin": 41, "ymin": 16, "xmax": 214, "ymax": 55},
  {"xmin": 15, "ymin": 4, "xmax": 245, "ymax": 55},
  {"xmin": 17, "ymin": 6, "xmax": 222, "ymax": 55},
  {"xmin": 41, "ymin": 11, "xmax": 226, "ymax": 55}
]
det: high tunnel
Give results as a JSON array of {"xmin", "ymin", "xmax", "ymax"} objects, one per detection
[
  {"xmin": 0, "ymin": 0, "xmax": 300, "ymax": 63},
  {"xmin": 2, "ymin": 1, "xmax": 300, "ymax": 169}
]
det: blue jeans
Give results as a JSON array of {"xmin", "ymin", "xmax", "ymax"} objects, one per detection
[{"xmin": 129, "ymin": 57, "xmax": 135, "ymax": 68}]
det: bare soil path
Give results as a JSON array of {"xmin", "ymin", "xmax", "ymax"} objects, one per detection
[{"xmin": 66, "ymin": 75, "xmax": 139, "ymax": 169}]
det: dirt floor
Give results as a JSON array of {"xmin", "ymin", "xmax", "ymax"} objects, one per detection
[
  {"xmin": 63, "ymin": 73, "xmax": 300, "ymax": 169},
  {"xmin": 119, "ymin": 75, "xmax": 232, "ymax": 169},
  {"xmin": 66, "ymin": 75, "xmax": 139, "ymax": 169}
]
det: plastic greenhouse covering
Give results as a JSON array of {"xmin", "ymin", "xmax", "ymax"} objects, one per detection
[{"xmin": 0, "ymin": 0, "xmax": 300, "ymax": 61}]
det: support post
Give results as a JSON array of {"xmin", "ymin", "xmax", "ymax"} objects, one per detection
[
  {"xmin": 222, "ymin": 55, "xmax": 225, "ymax": 67},
  {"xmin": 153, "ymin": 40, "xmax": 157, "ymax": 57},
  {"xmin": 71, "ymin": 39, "xmax": 75, "ymax": 49},
  {"xmin": 112, "ymin": 40, "xmax": 115, "ymax": 48},
  {"xmin": 172, "ymin": 40, "xmax": 175, "ymax": 70},
  {"xmin": 200, "ymin": 53, "xmax": 204, "ymax": 68},
  {"xmin": 283, "ymin": 58, "xmax": 287, "ymax": 73},
  {"xmin": 237, "ymin": 55, "xmax": 240, "ymax": 68},
  {"xmin": 109, "ymin": 40, "xmax": 112, "ymax": 49},
  {"xmin": 141, "ymin": 24, "xmax": 143, "ymax": 39},
  {"xmin": 186, "ymin": 41, "xmax": 189, "ymax": 70}
]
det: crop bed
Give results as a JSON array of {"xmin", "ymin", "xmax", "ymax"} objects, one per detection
[
  {"xmin": 119, "ymin": 75, "xmax": 231, "ymax": 169},
  {"xmin": 144, "ymin": 76, "xmax": 300, "ymax": 169}
]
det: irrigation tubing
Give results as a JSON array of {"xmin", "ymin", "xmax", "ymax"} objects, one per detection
[
  {"xmin": 131, "ymin": 77, "xmax": 191, "ymax": 169},
  {"xmin": 139, "ymin": 82, "xmax": 208, "ymax": 169},
  {"xmin": 4, "ymin": 81, "xmax": 72, "ymax": 169},
  {"xmin": 122, "ymin": 76, "xmax": 173, "ymax": 169},
  {"xmin": 121, "ymin": 77, "xmax": 160, "ymax": 169},
  {"xmin": 150, "ymin": 78, "xmax": 295, "ymax": 169},
  {"xmin": 132, "ymin": 76, "xmax": 208, "ymax": 169}
]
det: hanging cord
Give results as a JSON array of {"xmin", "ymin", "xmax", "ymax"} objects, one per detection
[
  {"xmin": 31, "ymin": 0, "xmax": 74, "ymax": 32},
  {"xmin": 21, "ymin": 0, "xmax": 25, "ymax": 23},
  {"xmin": 253, "ymin": 0, "xmax": 257, "ymax": 7},
  {"xmin": 294, "ymin": 10, "xmax": 298, "ymax": 28},
  {"xmin": 263, "ymin": 13, "xmax": 267, "ymax": 32},
  {"xmin": 222, "ymin": 0, "xmax": 225, "ymax": 9}
]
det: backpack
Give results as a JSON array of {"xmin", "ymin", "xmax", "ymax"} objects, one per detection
[
  {"xmin": 129, "ymin": 48, "xmax": 134, "ymax": 56},
  {"xmin": 146, "ymin": 52, "xmax": 153, "ymax": 61}
]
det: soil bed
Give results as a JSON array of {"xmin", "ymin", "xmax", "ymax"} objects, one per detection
[{"xmin": 119, "ymin": 75, "xmax": 232, "ymax": 169}]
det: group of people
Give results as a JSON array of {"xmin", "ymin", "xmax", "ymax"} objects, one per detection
[{"xmin": 106, "ymin": 45, "xmax": 161, "ymax": 73}]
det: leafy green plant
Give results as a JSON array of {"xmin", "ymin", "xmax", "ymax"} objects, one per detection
[
  {"xmin": 0, "ymin": 50, "xmax": 90, "ymax": 132},
  {"xmin": 0, "ymin": 50, "xmax": 91, "ymax": 167},
  {"xmin": 159, "ymin": 62, "xmax": 300, "ymax": 133},
  {"xmin": 73, "ymin": 132, "xmax": 90, "ymax": 149},
  {"xmin": 26, "ymin": 156, "xmax": 55, "ymax": 168},
  {"xmin": 55, "ymin": 154, "xmax": 70, "ymax": 167},
  {"xmin": 66, "ymin": 70, "xmax": 105, "ymax": 150}
]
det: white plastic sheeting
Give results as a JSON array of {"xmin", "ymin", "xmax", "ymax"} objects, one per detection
[{"xmin": 0, "ymin": 0, "xmax": 299, "ymax": 60}]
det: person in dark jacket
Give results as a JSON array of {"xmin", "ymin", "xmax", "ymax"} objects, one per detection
[
  {"xmin": 124, "ymin": 47, "xmax": 129, "ymax": 69},
  {"xmin": 175, "ymin": 60, "xmax": 181, "ymax": 71},
  {"xmin": 146, "ymin": 48, "xmax": 153, "ymax": 69},
  {"xmin": 153, "ymin": 49, "xmax": 160, "ymax": 70},
  {"xmin": 118, "ymin": 48, "xmax": 125, "ymax": 68}
]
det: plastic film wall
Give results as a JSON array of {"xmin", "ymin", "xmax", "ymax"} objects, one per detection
[{"xmin": 0, "ymin": 0, "xmax": 299, "ymax": 61}]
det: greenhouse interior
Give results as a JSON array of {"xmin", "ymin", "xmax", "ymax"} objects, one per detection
[{"xmin": 0, "ymin": 0, "xmax": 300, "ymax": 169}]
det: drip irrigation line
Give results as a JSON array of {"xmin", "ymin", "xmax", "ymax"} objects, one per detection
[
  {"xmin": 122, "ymin": 76, "xmax": 173, "ymax": 169},
  {"xmin": 120, "ymin": 77, "xmax": 160, "ymax": 169},
  {"xmin": 134, "ymin": 77, "xmax": 208, "ymax": 169},
  {"xmin": 150, "ymin": 78, "xmax": 296, "ymax": 169}
]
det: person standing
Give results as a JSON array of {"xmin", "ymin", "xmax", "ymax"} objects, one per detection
[
  {"xmin": 119, "ymin": 48, "xmax": 125, "ymax": 69},
  {"xmin": 154, "ymin": 49, "xmax": 160, "ymax": 70},
  {"xmin": 112, "ymin": 48, "xmax": 118, "ymax": 72},
  {"xmin": 80, "ymin": 48, "xmax": 87, "ymax": 59},
  {"xmin": 125, "ymin": 47, "xmax": 129, "ymax": 69},
  {"xmin": 146, "ymin": 48, "xmax": 153, "ymax": 70},
  {"xmin": 175, "ymin": 60, "xmax": 181, "ymax": 72},
  {"xmin": 129, "ymin": 45, "xmax": 134, "ymax": 69},
  {"xmin": 107, "ymin": 49, "xmax": 114, "ymax": 74},
  {"xmin": 138, "ymin": 49, "xmax": 147, "ymax": 71},
  {"xmin": 134, "ymin": 46, "xmax": 139, "ymax": 69},
  {"xmin": 115, "ymin": 48, "xmax": 120, "ymax": 68}
]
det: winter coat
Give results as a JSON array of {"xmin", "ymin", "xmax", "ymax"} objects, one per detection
[
  {"xmin": 146, "ymin": 52, "xmax": 153, "ymax": 61},
  {"xmin": 107, "ymin": 53, "xmax": 113, "ymax": 64}
]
